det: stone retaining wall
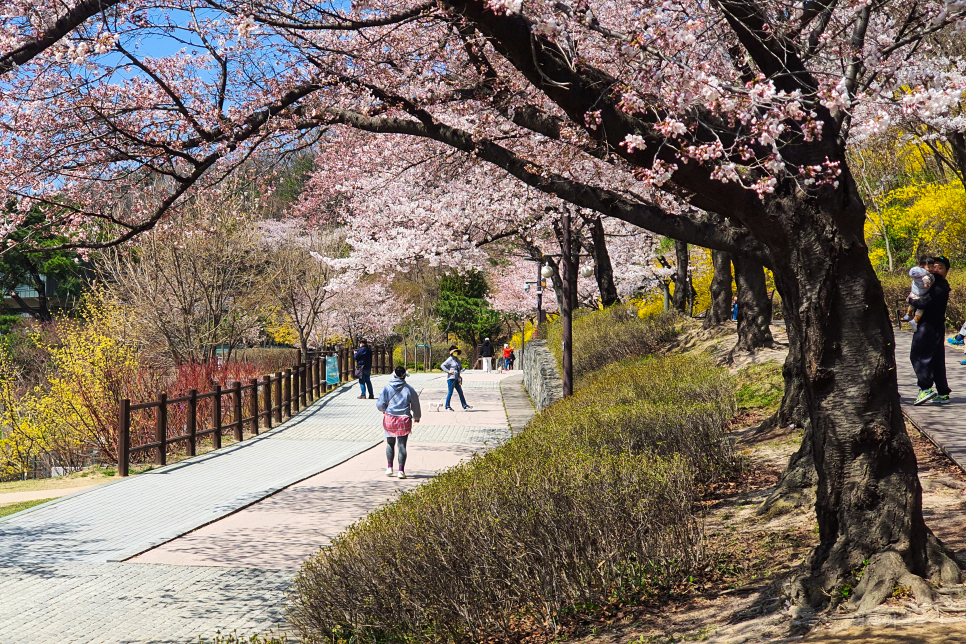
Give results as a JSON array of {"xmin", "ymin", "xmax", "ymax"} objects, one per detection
[{"xmin": 522, "ymin": 339, "xmax": 563, "ymax": 412}]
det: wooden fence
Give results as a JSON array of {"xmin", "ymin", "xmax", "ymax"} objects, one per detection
[{"xmin": 117, "ymin": 345, "xmax": 392, "ymax": 477}]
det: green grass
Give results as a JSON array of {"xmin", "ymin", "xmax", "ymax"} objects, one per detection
[
  {"xmin": 0, "ymin": 466, "xmax": 116, "ymax": 494},
  {"xmin": 0, "ymin": 497, "xmax": 55, "ymax": 518},
  {"xmin": 734, "ymin": 362, "xmax": 784, "ymax": 414}
]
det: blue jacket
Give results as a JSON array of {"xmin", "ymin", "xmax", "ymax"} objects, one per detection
[
  {"xmin": 354, "ymin": 346, "xmax": 372, "ymax": 370},
  {"xmin": 376, "ymin": 376, "xmax": 421, "ymax": 420}
]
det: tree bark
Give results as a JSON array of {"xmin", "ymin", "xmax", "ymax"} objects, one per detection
[
  {"xmin": 27, "ymin": 268, "xmax": 53, "ymax": 323},
  {"xmin": 732, "ymin": 254, "xmax": 773, "ymax": 351},
  {"xmin": 948, "ymin": 131, "xmax": 966, "ymax": 191},
  {"xmin": 586, "ymin": 216, "xmax": 620, "ymax": 307},
  {"xmin": 672, "ymin": 240, "xmax": 689, "ymax": 313},
  {"xmin": 756, "ymin": 302, "xmax": 815, "ymax": 514},
  {"xmin": 763, "ymin": 187, "xmax": 959, "ymax": 608},
  {"xmin": 704, "ymin": 249, "xmax": 733, "ymax": 328}
]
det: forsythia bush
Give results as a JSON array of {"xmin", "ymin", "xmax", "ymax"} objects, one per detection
[{"xmin": 0, "ymin": 297, "xmax": 162, "ymax": 477}]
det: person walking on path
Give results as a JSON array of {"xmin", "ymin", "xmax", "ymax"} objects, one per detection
[
  {"xmin": 501, "ymin": 343, "xmax": 512, "ymax": 372},
  {"xmin": 910, "ymin": 255, "xmax": 953, "ymax": 405},
  {"xmin": 441, "ymin": 346, "xmax": 472, "ymax": 411},
  {"xmin": 354, "ymin": 339, "xmax": 374, "ymax": 399},
  {"xmin": 376, "ymin": 366, "xmax": 421, "ymax": 479},
  {"xmin": 479, "ymin": 338, "xmax": 494, "ymax": 373}
]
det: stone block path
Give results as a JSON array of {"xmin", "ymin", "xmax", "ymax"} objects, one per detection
[{"xmin": 0, "ymin": 370, "xmax": 534, "ymax": 643}]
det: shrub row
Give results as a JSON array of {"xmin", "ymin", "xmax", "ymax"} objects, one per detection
[{"xmin": 290, "ymin": 329, "xmax": 737, "ymax": 643}]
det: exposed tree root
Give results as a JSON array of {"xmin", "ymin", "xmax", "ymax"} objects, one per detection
[{"xmin": 784, "ymin": 533, "xmax": 962, "ymax": 613}]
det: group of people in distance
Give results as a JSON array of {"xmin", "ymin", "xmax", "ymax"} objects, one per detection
[
  {"xmin": 477, "ymin": 337, "xmax": 517, "ymax": 372},
  {"xmin": 351, "ymin": 340, "xmax": 514, "ymax": 479},
  {"xmin": 906, "ymin": 255, "xmax": 957, "ymax": 406}
]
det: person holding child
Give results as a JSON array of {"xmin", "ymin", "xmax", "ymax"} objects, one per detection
[{"xmin": 909, "ymin": 255, "xmax": 953, "ymax": 405}]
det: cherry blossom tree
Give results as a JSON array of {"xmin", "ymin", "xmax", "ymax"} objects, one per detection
[
  {"xmin": 259, "ymin": 219, "xmax": 341, "ymax": 360},
  {"xmin": 5, "ymin": 0, "xmax": 966, "ymax": 607}
]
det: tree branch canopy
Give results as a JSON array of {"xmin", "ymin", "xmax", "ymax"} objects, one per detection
[{"xmin": 322, "ymin": 106, "xmax": 771, "ymax": 263}]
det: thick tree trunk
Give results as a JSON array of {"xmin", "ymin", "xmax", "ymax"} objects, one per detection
[
  {"xmin": 756, "ymin": 303, "xmax": 815, "ymax": 515},
  {"xmin": 703, "ymin": 249, "xmax": 733, "ymax": 328},
  {"xmin": 28, "ymin": 268, "xmax": 52, "ymax": 323},
  {"xmin": 948, "ymin": 131, "xmax": 966, "ymax": 190},
  {"xmin": 672, "ymin": 240, "xmax": 689, "ymax": 313},
  {"xmin": 545, "ymin": 259, "xmax": 565, "ymax": 315},
  {"xmin": 765, "ymin": 186, "xmax": 959, "ymax": 609},
  {"xmin": 732, "ymin": 254, "xmax": 773, "ymax": 351},
  {"xmin": 587, "ymin": 216, "xmax": 620, "ymax": 307}
]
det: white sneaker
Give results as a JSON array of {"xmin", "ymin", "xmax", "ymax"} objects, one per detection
[
  {"xmin": 397, "ymin": 471, "xmax": 407, "ymax": 479},
  {"xmin": 385, "ymin": 467, "xmax": 393, "ymax": 476}
]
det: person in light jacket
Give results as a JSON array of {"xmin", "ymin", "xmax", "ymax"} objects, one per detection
[
  {"xmin": 440, "ymin": 346, "xmax": 472, "ymax": 411},
  {"xmin": 376, "ymin": 366, "xmax": 421, "ymax": 479}
]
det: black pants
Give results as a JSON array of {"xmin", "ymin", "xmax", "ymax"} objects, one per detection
[{"xmin": 910, "ymin": 327, "xmax": 950, "ymax": 395}]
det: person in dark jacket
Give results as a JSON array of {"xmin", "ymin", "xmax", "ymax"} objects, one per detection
[
  {"xmin": 354, "ymin": 339, "xmax": 374, "ymax": 399},
  {"xmin": 909, "ymin": 256, "xmax": 952, "ymax": 405},
  {"xmin": 479, "ymin": 337, "xmax": 494, "ymax": 373}
]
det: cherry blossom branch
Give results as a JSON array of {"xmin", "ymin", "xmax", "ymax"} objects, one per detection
[
  {"xmin": 0, "ymin": 0, "xmax": 123, "ymax": 75},
  {"xmin": 207, "ymin": 1, "xmax": 438, "ymax": 32},
  {"xmin": 319, "ymin": 106, "xmax": 770, "ymax": 263}
]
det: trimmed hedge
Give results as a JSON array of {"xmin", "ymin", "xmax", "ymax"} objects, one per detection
[{"xmin": 290, "ymin": 336, "xmax": 737, "ymax": 643}]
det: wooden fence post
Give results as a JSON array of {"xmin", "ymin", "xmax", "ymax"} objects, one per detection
[
  {"xmin": 337, "ymin": 348, "xmax": 344, "ymax": 382},
  {"xmin": 187, "ymin": 389, "xmax": 198, "ymax": 457},
  {"xmin": 156, "ymin": 393, "xmax": 167, "ymax": 466},
  {"xmin": 301, "ymin": 363, "xmax": 309, "ymax": 407},
  {"xmin": 316, "ymin": 357, "xmax": 322, "ymax": 396},
  {"xmin": 250, "ymin": 378, "xmax": 259, "ymax": 436},
  {"xmin": 304, "ymin": 361, "xmax": 311, "ymax": 403},
  {"xmin": 291, "ymin": 366, "xmax": 299, "ymax": 414},
  {"xmin": 118, "ymin": 398, "xmax": 131, "ymax": 477},
  {"xmin": 284, "ymin": 368, "xmax": 292, "ymax": 418},
  {"xmin": 265, "ymin": 375, "xmax": 274, "ymax": 429},
  {"xmin": 274, "ymin": 373, "xmax": 283, "ymax": 423},
  {"xmin": 212, "ymin": 384, "xmax": 222, "ymax": 450},
  {"xmin": 233, "ymin": 381, "xmax": 243, "ymax": 441}
]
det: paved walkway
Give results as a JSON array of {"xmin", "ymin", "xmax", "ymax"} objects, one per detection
[
  {"xmin": 0, "ymin": 371, "xmax": 533, "ymax": 643},
  {"xmin": 895, "ymin": 329, "xmax": 966, "ymax": 472}
]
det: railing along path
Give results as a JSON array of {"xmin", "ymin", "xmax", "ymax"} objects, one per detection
[{"xmin": 117, "ymin": 345, "xmax": 392, "ymax": 477}]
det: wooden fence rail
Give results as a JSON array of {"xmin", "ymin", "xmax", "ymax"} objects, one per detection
[{"xmin": 117, "ymin": 345, "xmax": 393, "ymax": 476}]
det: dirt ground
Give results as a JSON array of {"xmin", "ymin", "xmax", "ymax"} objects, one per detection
[{"xmin": 565, "ymin": 323, "xmax": 966, "ymax": 644}]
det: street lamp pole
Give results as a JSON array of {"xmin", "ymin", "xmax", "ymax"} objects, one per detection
[{"xmin": 561, "ymin": 210, "xmax": 575, "ymax": 397}]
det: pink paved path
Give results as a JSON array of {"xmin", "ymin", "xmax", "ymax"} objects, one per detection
[
  {"xmin": 132, "ymin": 370, "xmax": 523, "ymax": 570},
  {"xmin": 133, "ymin": 442, "xmax": 480, "ymax": 569}
]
